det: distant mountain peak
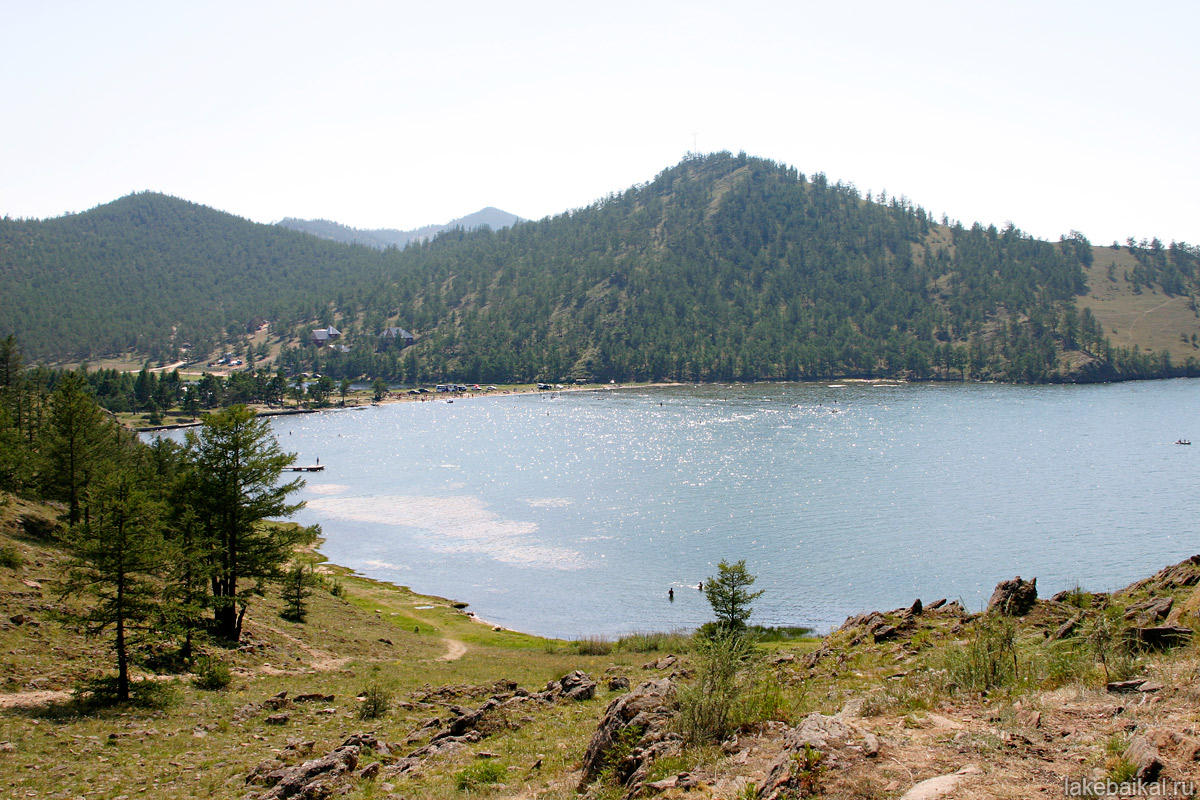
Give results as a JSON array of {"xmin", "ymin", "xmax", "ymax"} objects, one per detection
[{"xmin": 276, "ymin": 208, "xmax": 524, "ymax": 250}]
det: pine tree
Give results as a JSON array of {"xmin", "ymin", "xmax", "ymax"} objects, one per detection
[
  {"xmin": 280, "ymin": 562, "xmax": 314, "ymax": 623},
  {"xmin": 58, "ymin": 470, "xmax": 165, "ymax": 702},
  {"xmin": 183, "ymin": 405, "xmax": 305, "ymax": 642},
  {"xmin": 43, "ymin": 372, "xmax": 115, "ymax": 525},
  {"xmin": 704, "ymin": 560, "xmax": 764, "ymax": 631}
]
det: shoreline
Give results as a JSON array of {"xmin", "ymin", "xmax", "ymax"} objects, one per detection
[
  {"xmin": 306, "ymin": 539, "xmax": 528, "ymax": 637},
  {"xmin": 134, "ymin": 381, "xmax": 684, "ymax": 432}
]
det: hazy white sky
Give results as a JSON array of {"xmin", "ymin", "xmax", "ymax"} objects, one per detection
[{"xmin": 3, "ymin": 1, "xmax": 1197, "ymax": 245}]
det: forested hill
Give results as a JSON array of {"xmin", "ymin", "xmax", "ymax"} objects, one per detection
[
  {"xmin": 3, "ymin": 154, "xmax": 1199, "ymax": 382},
  {"xmin": 319, "ymin": 153, "xmax": 1198, "ymax": 383},
  {"xmin": 0, "ymin": 192, "xmax": 395, "ymax": 360}
]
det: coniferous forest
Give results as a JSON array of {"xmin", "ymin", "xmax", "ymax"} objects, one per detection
[{"xmin": 3, "ymin": 152, "xmax": 1199, "ymax": 384}]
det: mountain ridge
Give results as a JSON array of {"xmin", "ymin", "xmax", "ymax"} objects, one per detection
[
  {"xmin": 2, "ymin": 154, "xmax": 1198, "ymax": 383},
  {"xmin": 275, "ymin": 207, "xmax": 524, "ymax": 250}
]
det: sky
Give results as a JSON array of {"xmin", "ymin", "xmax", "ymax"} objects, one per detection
[{"xmin": 3, "ymin": 1, "xmax": 1198, "ymax": 246}]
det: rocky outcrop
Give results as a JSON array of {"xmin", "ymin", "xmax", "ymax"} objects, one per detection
[
  {"xmin": 547, "ymin": 670, "xmax": 596, "ymax": 702},
  {"xmin": 578, "ymin": 678, "xmax": 678, "ymax": 793},
  {"xmin": 1124, "ymin": 733, "xmax": 1164, "ymax": 782},
  {"xmin": 987, "ymin": 576, "xmax": 1037, "ymax": 616},
  {"xmin": 897, "ymin": 764, "xmax": 983, "ymax": 800},
  {"xmin": 1120, "ymin": 555, "xmax": 1200, "ymax": 596},
  {"xmin": 756, "ymin": 709, "xmax": 904, "ymax": 800},
  {"xmin": 255, "ymin": 742, "xmax": 361, "ymax": 799},
  {"xmin": 1126, "ymin": 625, "xmax": 1193, "ymax": 650},
  {"xmin": 1124, "ymin": 596, "xmax": 1174, "ymax": 625}
]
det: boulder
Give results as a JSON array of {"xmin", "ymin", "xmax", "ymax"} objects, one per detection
[
  {"xmin": 1124, "ymin": 734, "xmax": 1163, "ymax": 781},
  {"xmin": 1050, "ymin": 612, "xmax": 1083, "ymax": 642},
  {"xmin": 641, "ymin": 655, "xmax": 677, "ymax": 670},
  {"xmin": 557, "ymin": 670, "xmax": 597, "ymax": 702},
  {"xmin": 1127, "ymin": 625, "xmax": 1193, "ymax": 650},
  {"xmin": 987, "ymin": 576, "xmax": 1038, "ymax": 616},
  {"xmin": 578, "ymin": 678, "xmax": 676, "ymax": 789},
  {"xmin": 293, "ymin": 693, "xmax": 334, "ymax": 703},
  {"xmin": 759, "ymin": 713, "xmax": 856, "ymax": 798},
  {"xmin": 608, "ymin": 676, "xmax": 631, "ymax": 692},
  {"xmin": 1124, "ymin": 596, "xmax": 1174, "ymax": 625},
  {"xmin": 898, "ymin": 765, "xmax": 983, "ymax": 800},
  {"xmin": 259, "ymin": 744, "xmax": 360, "ymax": 800}
]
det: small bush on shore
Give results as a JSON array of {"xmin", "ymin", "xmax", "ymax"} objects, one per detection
[
  {"xmin": 576, "ymin": 635, "xmax": 613, "ymax": 655},
  {"xmin": 617, "ymin": 630, "xmax": 691, "ymax": 653}
]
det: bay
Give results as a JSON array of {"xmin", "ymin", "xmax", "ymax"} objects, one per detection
[{"xmin": 258, "ymin": 380, "xmax": 1200, "ymax": 639}]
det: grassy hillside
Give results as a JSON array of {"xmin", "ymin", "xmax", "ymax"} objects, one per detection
[
  {"xmin": 4, "ymin": 492, "xmax": 1200, "ymax": 799},
  {"xmin": 1080, "ymin": 245, "xmax": 1200, "ymax": 363}
]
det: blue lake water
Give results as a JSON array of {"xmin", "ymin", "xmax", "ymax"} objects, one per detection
[{"xmin": 245, "ymin": 380, "xmax": 1200, "ymax": 639}]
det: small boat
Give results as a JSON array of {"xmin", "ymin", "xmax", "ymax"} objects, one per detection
[{"xmin": 1176, "ymin": 439, "xmax": 1191, "ymax": 445}]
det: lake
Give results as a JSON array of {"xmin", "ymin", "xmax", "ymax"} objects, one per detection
[{"xmin": 256, "ymin": 380, "xmax": 1199, "ymax": 639}]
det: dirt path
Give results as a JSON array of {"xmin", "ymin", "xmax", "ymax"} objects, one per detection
[
  {"xmin": 1119, "ymin": 294, "xmax": 1186, "ymax": 345},
  {"xmin": 439, "ymin": 638, "xmax": 467, "ymax": 661},
  {"xmin": 0, "ymin": 689, "xmax": 72, "ymax": 709}
]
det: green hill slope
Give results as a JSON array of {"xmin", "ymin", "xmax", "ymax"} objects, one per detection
[
  {"xmin": 303, "ymin": 153, "xmax": 1199, "ymax": 383},
  {"xmin": 0, "ymin": 192, "xmax": 394, "ymax": 361},
  {"xmin": 4, "ymin": 155, "xmax": 1198, "ymax": 382}
]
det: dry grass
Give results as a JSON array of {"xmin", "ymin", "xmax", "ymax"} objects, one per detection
[{"xmin": 1079, "ymin": 246, "xmax": 1200, "ymax": 361}]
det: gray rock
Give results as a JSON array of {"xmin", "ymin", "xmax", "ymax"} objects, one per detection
[
  {"xmin": 759, "ymin": 713, "xmax": 856, "ymax": 798},
  {"xmin": 898, "ymin": 765, "xmax": 983, "ymax": 800},
  {"xmin": 1124, "ymin": 596, "xmax": 1174, "ymax": 625},
  {"xmin": 1125, "ymin": 735, "xmax": 1163, "ymax": 781},
  {"xmin": 987, "ymin": 577, "xmax": 1037, "ymax": 616},
  {"xmin": 1127, "ymin": 625, "xmax": 1193, "ymax": 650},
  {"xmin": 260, "ymin": 744, "xmax": 360, "ymax": 800},
  {"xmin": 578, "ymin": 678, "xmax": 676, "ymax": 789}
]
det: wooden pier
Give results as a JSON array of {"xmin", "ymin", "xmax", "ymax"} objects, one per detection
[{"xmin": 288, "ymin": 465, "xmax": 325, "ymax": 472}]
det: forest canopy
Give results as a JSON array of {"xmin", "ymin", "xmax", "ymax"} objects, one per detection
[{"xmin": 3, "ymin": 153, "xmax": 1198, "ymax": 384}]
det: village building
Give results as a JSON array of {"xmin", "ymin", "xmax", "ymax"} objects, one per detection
[
  {"xmin": 310, "ymin": 325, "xmax": 341, "ymax": 346},
  {"xmin": 377, "ymin": 327, "xmax": 415, "ymax": 348}
]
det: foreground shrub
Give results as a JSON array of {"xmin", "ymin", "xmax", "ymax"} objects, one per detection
[
  {"xmin": 1086, "ymin": 609, "xmax": 1140, "ymax": 682},
  {"xmin": 455, "ymin": 759, "xmax": 507, "ymax": 791},
  {"xmin": 941, "ymin": 616, "xmax": 1019, "ymax": 694},
  {"xmin": 0, "ymin": 543, "xmax": 23, "ymax": 569},
  {"xmin": 676, "ymin": 629, "xmax": 761, "ymax": 744},
  {"xmin": 192, "ymin": 656, "xmax": 232, "ymax": 691},
  {"xmin": 74, "ymin": 676, "xmax": 176, "ymax": 709},
  {"xmin": 358, "ymin": 683, "xmax": 391, "ymax": 720}
]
